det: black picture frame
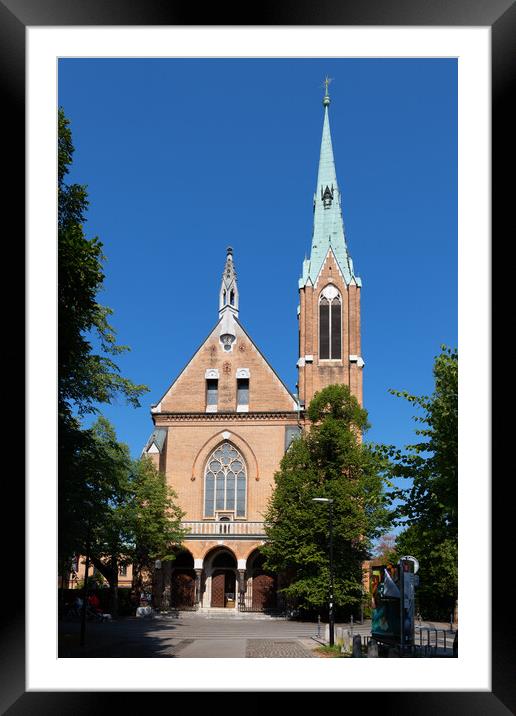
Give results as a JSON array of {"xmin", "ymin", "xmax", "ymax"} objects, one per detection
[{"xmin": 5, "ymin": 0, "xmax": 511, "ymax": 712}]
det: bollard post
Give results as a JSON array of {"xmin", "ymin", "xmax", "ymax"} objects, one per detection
[
  {"xmin": 453, "ymin": 631, "xmax": 458, "ymax": 657},
  {"xmin": 352, "ymin": 634, "xmax": 362, "ymax": 658},
  {"xmin": 317, "ymin": 614, "xmax": 321, "ymax": 639},
  {"xmin": 367, "ymin": 638, "xmax": 379, "ymax": 658}
]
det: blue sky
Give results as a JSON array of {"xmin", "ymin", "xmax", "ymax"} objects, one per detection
[{"xmin": 58, "ymin": 58, "xmax": 457, "ymax": 526}]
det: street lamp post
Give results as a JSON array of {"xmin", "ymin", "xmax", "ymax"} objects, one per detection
[
  {"xmin": 313, "ymin": 497, "xmax": 335, "ymax": 647},
  {"xmin": 80, "ymin": 500, "xmax": 93, "ymax": 648}
]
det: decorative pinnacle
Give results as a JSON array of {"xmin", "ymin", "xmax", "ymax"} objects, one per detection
[
  {"xmin": 323, "ymin": 76, "xmax": 332, "ymax": 106},
  {"xmin": 227, "ymin": 246, "xmax": 233, "ymax": 255}
]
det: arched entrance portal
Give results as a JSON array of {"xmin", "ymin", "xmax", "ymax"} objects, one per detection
[
  {"xmin": 170, "ymin": 550, "xmax": 196, "ymax": 609},
  {"xmin": 247, "ymin": 551, "xmax": 277, "ymax": 611},
  {"xmin": 208, "ymin": 550, "xmax": 237, "ymax": 608}
]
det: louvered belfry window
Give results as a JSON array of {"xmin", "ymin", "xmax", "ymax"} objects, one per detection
[
  {"xmin": 319, "ymin": 286, "xmax": 342, "ymax": 360},
  {"xmin": 204, "ymin": 442, "xmax": 247, "ymax": 518},
  {"xmin": 319, "ymin": 297, "xmax": 330, "ymax": 359}
]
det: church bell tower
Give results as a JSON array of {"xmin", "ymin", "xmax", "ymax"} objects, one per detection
[{"xmin": 297, "ymin": 81, "xmax": 364, "ymax": 410}]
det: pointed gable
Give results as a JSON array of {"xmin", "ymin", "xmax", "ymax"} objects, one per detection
[{"xmin": 155, "ymin": 317, "xmax": 296, "ymax": 414}]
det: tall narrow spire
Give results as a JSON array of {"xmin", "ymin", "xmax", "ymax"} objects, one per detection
[
  {"xmin": 218, "ymin": 246, "xmax": 239, "ymax": 352},
  {"xmin": 299, "ymin": 84, "xmax": 361, "ymax": 289},
  {"xmin": 219, "ymin": 246, "xmax": 239, "ymax": 317}
]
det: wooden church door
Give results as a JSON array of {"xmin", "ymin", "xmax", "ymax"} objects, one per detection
[
  {"xmin": 252, "ymin": 573, "xmax": 276, "ymax": 610},
  {"xmin": 211, "ymin": 571, "xmax": 226, "ymax": 607}
]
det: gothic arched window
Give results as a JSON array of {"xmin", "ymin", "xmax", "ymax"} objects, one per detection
[
  {"xmin": 204, "ymin": 442, "xmax": 247, "ymax": 518},
  {"xmin": 319, "ymin": 286, "xmax": 342, "ymax": 360}
]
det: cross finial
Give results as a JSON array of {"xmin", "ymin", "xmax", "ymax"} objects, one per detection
[{"xmin": 322, "ymin": 76, "xmax": 332, "ymax": 106}]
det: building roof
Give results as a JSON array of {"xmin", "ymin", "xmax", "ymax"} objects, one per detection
[
  {"xmin": 299, "ymin": 89, "xmax": 361, "ymax": 289},
  {"xmin": 142, "ymin": 427, "xmax": 167, "ymax": 454}
]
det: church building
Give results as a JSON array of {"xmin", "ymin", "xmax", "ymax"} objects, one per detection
[{"xmin": 143, "ymin": 85, "xmax": 364, "ymax": 612}]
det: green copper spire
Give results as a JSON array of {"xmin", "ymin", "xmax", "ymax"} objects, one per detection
[{"xmin": 299, "ymin": 83, "xmax": 361, "ymax": 288}]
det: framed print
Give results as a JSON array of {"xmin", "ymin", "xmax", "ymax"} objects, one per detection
[{"xmin": 3, "ymin": 0, "xmax": 513, "ymax": 712}]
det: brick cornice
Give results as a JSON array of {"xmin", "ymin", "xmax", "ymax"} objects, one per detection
[{"xmin": 153, "ymin": 411, "xmax": 301, "ymax": 424}]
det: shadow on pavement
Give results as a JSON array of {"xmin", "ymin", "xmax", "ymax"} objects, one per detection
[{"xmin": 58, "ymin": 616, "xmax": 188, "ymax": 658}]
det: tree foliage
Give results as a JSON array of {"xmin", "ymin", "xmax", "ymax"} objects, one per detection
[
  {"xmin": 383, "ymin": 346, "xmax": 458, "ymax": 619},
  {"xmin": 121, "ymin": 454, "xmax": 187, "ymax": 599},
  {"xmin": 395, "ymin": 524, "xmax": 457, "ymax": 620},
  {"xmin": 58, "ymin": 107, "xmax": 148, "ymax": 422},
  {"xmin": 262, "ymin": 384, "xmax": 392, "ymax": 615},
  {"xmin": 80, "ymin": 418, "xmax": 186, "ymax": 612},
  {"xmin": 58, "ymin": 107, "xmax": 149, "ymax": 566}
]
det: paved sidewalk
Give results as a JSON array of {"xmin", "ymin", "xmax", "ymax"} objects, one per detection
[
  {"xmin": 178, "ymin": 639, "xmax": 247, "ymax": 658},
  {"xmin": 246, "ymin": 640, "xmax": 314, "ymax": 658}
]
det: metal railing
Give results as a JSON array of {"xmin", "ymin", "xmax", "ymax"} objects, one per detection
[
  {"xmin": 414, "ymin": 626, "xmax": 457, "ymax": 656},
  {"xmin": 181, "ymin": 521, "xmax": 267, "ymax": 537},
  {"xmin": 237, "ymin": 591, "xmax": 287, "ymax": 615},
  {"xmin": 314, "ymin": 624, "xmax": 457, "ymax": 657}
]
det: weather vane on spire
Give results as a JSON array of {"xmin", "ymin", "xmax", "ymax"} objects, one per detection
[{"xmin": 322, "ymin": 76, "xmax": 333, "ymax": 106}]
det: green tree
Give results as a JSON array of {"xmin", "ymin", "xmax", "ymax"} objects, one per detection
[
  {"xmin": 394, "ymin": 524, "xmax": 457, "ymax": 621},
  {"xmin": 82, "ymin": 418, "xmax": 186, "ymax": 614},
  {"xmin": 385, "ymin": 346, "xmax": 458, "ymax": 619},
  {"xmin": 79, "ymin": 417, "xmax": 133, "ymax": 616},
  {"xmin": 58, "ymin": 107, "xmax": 148, "ymax": 566},
  {"xmin": 122, "ymin": 455, "xmax": 187, "ymax": 604},
  {"xmin": 262, "ymin": 384, "xmax": 392, "ymax": 616}
]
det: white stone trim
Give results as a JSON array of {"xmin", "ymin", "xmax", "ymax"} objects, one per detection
[
  {"xmin": 349, "ymin": 355, "xmax": 365, "ymax": 368},
  {"xmin": 237, "ymin": 559, "xmax": 246, "ymax": 570},
  {"xmin": 205, "ymin": 368, "xmax": 219, "ymax": 379},
  {"xmin": 150, "ymin": 402, "xmax": 162, "ymax": 414},
  {"xmin": 304, "ymin": 355, "xmax": 314, "ymax": 363},
  {"xmin": 194, "ymin": 559, "xmax": 203, "ymax": 570},
  {"xmin": 206, "ymin": 405, "xmax": 217, "ymax": 413},
  {"xmin": 236, "ymin": 404, "xmax": 249, "ymax": 413},
  {"xmin": 297, "ymin": 357, "xmax": 305, "ymax": 367},
  {"xmin": 236, "ymin": 368, "xmax": 250, "ymax": 378},
  {"xmin": 147, "ymin": 443, "xmax": 159, "ymax": 454},
  {"xmin": 321, "ymin": 284, "xmax": 339, "ymax": 300},
  {"xmin": 222, "ymin": 431, "xmax": 231, "ymax": 439}
]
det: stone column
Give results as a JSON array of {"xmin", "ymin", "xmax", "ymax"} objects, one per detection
[
  {"xmin": 195, "ymin": 569, "xmax": 203, "ymax": 606},
  {"xmin": 152, "ymin": 564, "xmax": 163, "ymax": 609},
  {"xmin": 238, "ymin": 569, "xmax": 247, "ymax": 609},
  {"xmin": 161, "ymin": 562, "xmax": 171, "ymax": 609}
]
